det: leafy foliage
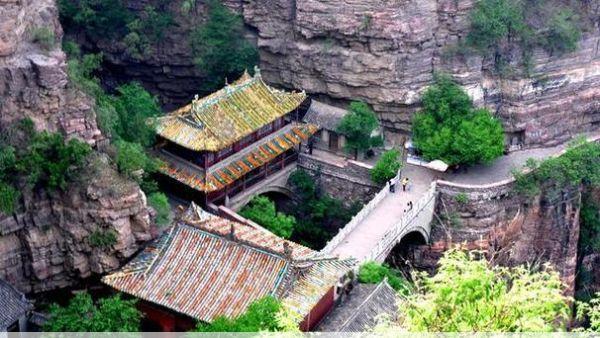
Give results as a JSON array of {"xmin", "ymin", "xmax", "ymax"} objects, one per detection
[
  {"xmin": 112, "ymin": 83, "xmax": 161, "ymax": 147},
  {"xmin": 513, "ymin": 140, "xmax": 600, "ymax": 197},
  {"xmin": 194, "ymin": 296, "xmax": 283, "ymax": 332},
  {"xmin": 44, "ymin": 292, "xmax": 141, "ymax": 332},
  {"xmin": 337, "ymin": 101, "xmax": 381, "ymax": 159},
  {"xmin": 576, "ymin": 293, "xmax": 600, "ymax": 332},
  {"xmin": 358, "ymin": 261, "xmax": 410, "ymax": 294},
  {"xmin": 288, "ymin": 170, "xmax": 361, "ymax": 249},
  {"xmin": 147, "ymin": 192, "xmax": 172, "ymax": 227},
  {"xmin": 392, "ymin": 249, "xmax": 569, "ymax": 332},
  {"xmin": 371, "ymin": 149, "xmax": 402, "ymax": 185},
  {"xmin": 190, "ymin": 0, "xmax": 258, "ymax": 91},
  {"xmin": 240, "ymin": 196, "xmax": 296, "ymax": 239},
  {"xmin": 20, "ymin": 132, "xmax": 91, "ymax": 190},
  {"xmin": 58, "ymin": 0, "xmax": 171, "ymax": 58},
  {"xmin": 412, "ymin": 75, "xmax": 504, "ymax": 166},
  {"xmin": 89, "ymin": 229, "xmax": 118, "ymax": 248},
  {"xmin": 466, "ymin": 0, "xmax": 583, "ymax": 74},
  {"xmin": 31, "ymin": 27, "xmax": 56, "ymax": 50}
]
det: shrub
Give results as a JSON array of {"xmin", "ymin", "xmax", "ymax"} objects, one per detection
[
  {"xmin": 114, "ymin": 141, "xmax": 156, "ymax": 178},
  {"xmin": 89, "ymin": 229, "xmax": 118, "ymax": 248},
  {"xmin": 412, "ymin": 75, "xmax": 504, "ymax": 166},
  {"xmin": 58, "ymin": 0, "xmax": 133, "ymax": 39},
  {"xmin": 358, "ymin": 261, "xmax": 410, "ymax": 294},
  {"xmin": 44, "ymin": 292, "xmax": 140, "ymax": 331},
  {"xmin": 371, "ymin": 149, "xmax": 402, "ymax": 185},
  {"xmin": 190, "ymin": 0, "xmax": 258, "ymax": 91},
  {"xmin": 576, "ymin": 293, "xmax": 600, "ymax": 332},
  {"xmin": 240, "ymin": 196, "xmax": 296, "ymax": 239},
  {"xmin": 391, "ymin": 249, "xmax": 570, "ymax": 332},
  {"xmin": 31, "ymin": 27, "xmax": 56, "ymax": 50},
  {"xmin": 337, "ymin": 101, "xmax": 381, "ymax": 160},
  {"xmin": 148, "ymin": 192, "xmax": 172, "ymax": 227},
  {"xmin": 542, "ymin": 9, "xmax": 581, "ymax": 55},
  {"xmin": 195, "ymin": 296, "xmax": 283, "ymax": 332},
  {"xmin": 20, "ymin": 132, "xmax": 91, "ymax": 191},
  {"xmin": 124, "ymin": 6, "xmax": 173, "ymax": 59},
  {"xmin": 0, "ymin": 182, "xmax": 19, "ymax": 214},
  {"xmin": 454, "ymin": 192, "xmax": 468, "ymax": 205}
]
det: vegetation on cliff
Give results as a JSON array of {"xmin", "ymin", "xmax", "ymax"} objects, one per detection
[
  {"xmin": 337, "ymin": 101, "xmax": 382, "ymax": 160},
  {"xmin": 377, "ymin": 249, "xmax": 569, "ymax": 332},
  {"xmin": 65, "ymin": 43, "xmax": 171, "ymax": 227},
  {"xmin": 412, "ymin": 75, "xmax": 504, "ymax": 166},
  {"xmin": 0, "ymin": 119, "xmax": 91, "ymax": 214},
  {"xmin": 190, "ymin": 0, "xmax": 258, "ymax": 91},
  {"xmin": 44, "ymin": 292, "xmax": 141, "ymax": 331},
  {"xmin": 466, "ymin": 0, "xmax": 584, "ymax": 75}
]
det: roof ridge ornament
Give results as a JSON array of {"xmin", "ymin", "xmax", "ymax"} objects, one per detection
[{"xmin": 254, "ymin": 65, "xmax": 261, "ymax": 79}]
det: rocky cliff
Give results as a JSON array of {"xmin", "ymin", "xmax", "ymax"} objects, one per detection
[
  {"xmin": 74, "ymin": 0, "xmax": 600, "ymax": 149},
  {"xmin": 409, "ymin": 181, "xmax": 582, "ymax": 296},
  {"xmin": 0, "ymin": 0, "xmax": 102, "ymax": 145},
  {"xmin": 0, "ymin": 0, "xmax": 152, "ymax": 293}
]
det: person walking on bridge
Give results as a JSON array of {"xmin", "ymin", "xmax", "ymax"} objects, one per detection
[{"xmin": 401, "ymin": 177, "xmax": 409, "ymax": 192}]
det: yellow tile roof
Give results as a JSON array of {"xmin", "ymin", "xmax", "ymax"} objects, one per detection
[
  {"xmin": 156, "ymin": 70, "xmax": 307, "ymax": 151},
  {"xmin": 159, "ymin": 123, "xmax": 318, "ymax": 192}
]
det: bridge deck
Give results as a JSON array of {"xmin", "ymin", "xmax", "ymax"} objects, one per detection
[{"xmin": 330, "ymin": 164, "xmax": 435, "ymax": 262}]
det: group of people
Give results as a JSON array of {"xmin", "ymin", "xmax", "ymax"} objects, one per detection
[{"xmin": 388, "ymin": 176, "xmax": 413, "ymax": 213}]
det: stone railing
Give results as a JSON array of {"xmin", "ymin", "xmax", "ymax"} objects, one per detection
[
  {"xmin": 364, "ymin": 181, "xmax": 438, "ymax": 263},
  {"xmin": 320, "ymin": 174, "xmax": 399, "ymax": 254}
]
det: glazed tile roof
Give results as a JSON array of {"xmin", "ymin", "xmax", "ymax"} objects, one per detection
[
  {"xmin": 0, "ymin": 279, "xmax": 32, "ymax": 330},
  {"xmin": 102, "ymin": 204, "xmax": 355, "ymax": 324},
  {"xmin": 158, "ymin": 122, "xmax": 318, "ymax": 192},
  {"xmin": 304, "ymin": 100, "xmax": 349, "ymax": 131},
  {"xmin": 156, "ymin": 70, "xmax": 307, "ymax": 151}
]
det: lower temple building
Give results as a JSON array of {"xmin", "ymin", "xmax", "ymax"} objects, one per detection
[
  {"xmin": 102, "ymin": 203, "xmax": 355, "ymax": 331},
  {"xmin": 154, "ymin": 68, "xmax": 317, "ymax": 206}
]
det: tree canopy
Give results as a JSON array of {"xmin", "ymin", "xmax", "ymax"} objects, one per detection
[
  {"xmin": 412, "ymin": 75, "xmax": 504, "ymax": 166},
  {"xmin": 337, "ymin": 101, "xmax": 382, "ymax": 159},
  {"xmin": 358, "ymin": 261, "xmax": 410, "ymax": 293},
  {"xmin": 194, "ymin": 296, "xmax": 284, "ymax": 332},
  {"xmin": 190, "ymin": 0, "xmax": 258, "ymax": 91},
  {"xmin": 371, "ymin": 149, "xmax": 402, "ymax": 185},
  {"xmin": 240, "ymin": 196, "xmax": 296, "ymax": 239},
  {"xmin": 44, "ymin": 292, "xmax": 141, "ymax": 332},
  {"xmin": 385, "ymin": 249, "xmax": 569, "ymax": 332}
]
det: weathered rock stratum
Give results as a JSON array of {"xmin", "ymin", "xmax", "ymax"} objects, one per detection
[{"xmin": 0, "ymin": 0, "xmax": 102, "ymax": 145}]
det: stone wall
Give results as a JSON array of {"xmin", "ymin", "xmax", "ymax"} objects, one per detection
[{"xmin": 297, "ymin": 153, "xmax": 379, "ymax": 206}]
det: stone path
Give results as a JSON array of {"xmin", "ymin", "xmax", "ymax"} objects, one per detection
[
  {"xmin": 327, "ymin": 132, "xmax": 600, "ymax": 260},
  {"xmin": 330, "ymin": 164, "xmax": 435, "ymax": 261}
]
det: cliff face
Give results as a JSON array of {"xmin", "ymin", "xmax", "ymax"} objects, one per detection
[
  {"xmin": 412, "ymin": 183, "xmax": 582, "ymax": 296},
  {"xmin": 0, "ymin": 0, "xmax": 152, "ymax": 293},
  {"xmin": 0, "ymin": 0, "xmax": 101, "ymax": 145},
  {"xmin": 0, "ymin": 155, "xmax": 152, "ymax": 293},
  {"xmin": 77, "ymin": 0, "xmax": 600, "ymax": 149}
]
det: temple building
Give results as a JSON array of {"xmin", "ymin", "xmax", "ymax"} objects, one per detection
[
  {"xmin": 102, "ymin": 203, "xmax": 356, "ymax": 331},
  {"xmin": 155, "ymin": 68, "xmax": 317, "ymax": 206},
  {"xmin": 0, "ymin": 279, "xmax": 32, "ymax": 332}
]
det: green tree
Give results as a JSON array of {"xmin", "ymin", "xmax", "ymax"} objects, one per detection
[
  {"xmin": 466, "ymin": 0, "xmax": 527, "ymax": 52},
  {"xmin": 412, "ymin": 75, "xmax": 504, "ymax": 166},
  {"xmin": 543, "ymin": 9, "xmax": 581, "ymax": 55},
  {"xmin": 390, "ymin": 249, "xmax": 569, "ymax": 332},
  {"xmin": 44, "ymin": 292, "xmax": 141, "ymax": 332},
  {"xmin": 371, "ymin": 149, "xmax": 402, "ymax": 185},
  {"xmin": 358, "ymin": 261, "xmax": 410, "ymax": 293},
  {"xmin": 240, "ymin": 196, "xmax": 296, "ymax": 239},
  {"xmin": 148, "ymin": 192, "xmax": 172, "ymax": 227},
  {"xmin": 194, "ymin": 296, "xmax": 283, "ymax": 332},
  {"xmin": 190, "ymin": 0, "xmax": 258, "ymax": 91},
  {"xmin": 337, "ymin": 101, "xmax": 381, "ymax": 160},
  {"xmin": 112, "ymin": 83, "xmax": 162, "ymax": 147},
  {"xmin": 58, "ymin": 0, "xmax": 133, "ymax": 39}
]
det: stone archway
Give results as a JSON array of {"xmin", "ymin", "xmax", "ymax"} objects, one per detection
[{"xmin": 384, "ymin": 230, "xmax": 428, "ymax": 273}]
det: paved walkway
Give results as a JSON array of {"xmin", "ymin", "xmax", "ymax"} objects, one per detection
[
  {"xmin": 330, "ymin": 164, "xmax": 435, "ymax": 261},
  {"xmin": 326, "ymin": 132, "xmax": 600, "ymax": 260}
]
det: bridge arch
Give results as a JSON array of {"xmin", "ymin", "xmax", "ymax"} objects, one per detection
[
  {"xmin": 229, "ymin": 185, "xmax": 295, "ymax": 211},
  {"xmin": 384, "ymin": 229, "xmax": 429, "ymax": 270}
]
